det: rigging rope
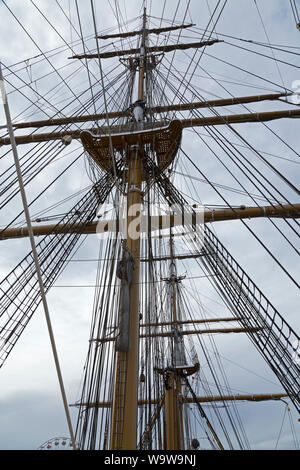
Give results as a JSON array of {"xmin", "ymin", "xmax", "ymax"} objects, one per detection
[{"xmin": 0, "ymin": 62, "xmax": 77, "ymax": 449}]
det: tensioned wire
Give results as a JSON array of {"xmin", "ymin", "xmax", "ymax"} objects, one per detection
[
  {"xmin": 180, "ymin": 144, "xmax": 300, "ymax": 288},
  {"xmin": 158, "ymin": 30, "xmax": 298, "ymax": 98},
  {"xmin": 162, "ymin": 242, "xmax": 237, "ymax": 448},
  {"xmin": 178, "ymin": 27, "xmax": 300, "ymax": 70},
  {"xmin": 189, "ymin": 24, "xmax": 300, "ymax": 53},
  {"xmin": 2, "ymin": 48, "xmax": 125, "ymax": 123},
  {"xmin": 146, "ymin": 29, "xmax": 300, "ymax": 174},
  {"xmin": 74, "ymin": 234, "xmax": 121, "ymax": 449},
  {"xmin": 154, "ymin": 65, "xmax": 300, "ymax": 246},
  {"xmin": 5, "ymin": 0, "xmax": 294, "ymax": 233},
  {"xmin": 0, "ymin": 150, "xmax": 86, "ymax": 236},
  {"xmin": 155, "ymin": 59, "xmax": 300, "ymax": 212},
  {"xmin": 290, "ymin": 0, "xmax": 300, "ymax": 26},
  {"xmin": 149, "ymin": 159, "xmax": 299, "ymax": 413},
  {"xmin": 2, "ymin": 1, "xmax": 96, "ymax": 117},
  {"xmin": 4, "ymin": 0, "xmax": 135, "ymax": 116},
  {"xmin": 74, "ymin": 0, "xmax": 98, "ymax": 118},
  {"xmin": 168, "ymin": 62, "xmax": 285, "ymax": 93},
  {"xmin": 0, "ymin": 57, "xmax": 125, "ymax": 141},
  {"xmin": 184, "ymin": 129, "xmax": 300, "ymax": 165},
  {"xmin": 30, "ymin": 0, "xmax": 132, "ymax": 121},
  {"xmin": 149, "ymin": 0, "xmax": 220, "ymax": 99},
  {"xmin": 160, "ymin": 46, "xmax": 300, "ymax": 164},
  {"xmin": 90, "ymin": 0, "xmax": 119, "ymax": 185},
  {"xmin": 15, "ymin": 163, "xmax": 90, "ymax": 227},
  {"xmin": 179, "ymin": 282, "xmax": 251, "ymax": 449},
  {"xmin": 73, "ymin": 177, "xmax": 202, "ymax": 448},
  {"xmin": 0, "ymin": 174, "xmax": 113, "ymax": 373},
  {"xmin": 154, "ymin": 0, "xmax": 193, "ymax": 103},
  {"xmin": 0, "ymin": 63, "xmax": 77, "ymax": 448},
  {"xmin": 159, "ymin": 31, "xmax": 296, "ymax": 99},
  {"xmin": 173, "ymin": 165, "xmax": 288, "ymax": 205},
  {"xmin": 157, "ymin": 69, "xmax": 300, "ymax": 224},
  {"xmin": 149, "ymin": 165, "xmax": 248, "ymax": 449},
  {"xmin": 2, "ymin": 0, "xmax": 298, "ymax": 448},
  {"xmin": 142, "ymin": 158, "xmax": 248, "ymax": 449},
  {"xmin": 118, "ymin": 8, "xmax": 300, "ymax": 286},
  {"xmin": 0, "ymin": 64, "xmax": 128, "ymax": 220},
  {"xmin": 156, "ymin": 0, "xmax": 228, "ymax": 106}
]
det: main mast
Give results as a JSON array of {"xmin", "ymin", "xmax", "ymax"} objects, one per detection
[{"xmin": 109, "ymin": 8, "xmax": 147, "ymax": 450}]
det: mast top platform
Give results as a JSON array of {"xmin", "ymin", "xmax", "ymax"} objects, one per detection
[{"xmin": 80, "ymin": 120, "xmax": 182, "ymax": 178}]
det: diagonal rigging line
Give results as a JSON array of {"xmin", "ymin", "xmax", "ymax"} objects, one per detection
[
  {"xmin": 149, "ymin": 159, "xmax": 300, "ymax": 412},
  {"xmin": 2, "ymin": 31, "xmax": 96, "ymax": 79},
  {"xmin": 184, "ymin": 130, "xmax": 300, "ymax": 165},
  {"xmin": 197, "ymin": 228, "xmax": 300, "ymax": 414},
  {"xmin": 0, "ymin": 63, "xmax": 126, "ymax": 213},
  {"xmin": 160, "ymin": 33, "xmax": 294, "ymax": 99},
  {"xmin": 180, "ymin": 145, "xmax": 300, "ymax": 289},
  {"xmin": 1, "ymin": 59, "xmax": 93, "ymax": 125},
  {"xmin": 156, "ymin": 64, "xmax": 300, "ymax": 224},
  {"xmin": 29, "ymin": 0, "xmax": 111, "ymax": 104},
  {"xmin": 0, "ymin": 173, "xmax": 114, "ymax": 369},
  {"xmin": 2, "ymin": 150, "xmax": 84, "ymax": 233},
  {"xmin": 177, "ymin": 286, "xmax": 247, "ymax": 449},
  {"xmin": 223, "ymin": 40, "xmax": 300, "ymax": 71},
  {"xmin": 156, "ymin": 62, "xmax": 300, "ymax": 222},
  {"xmin": 5, "ymin": 62, "xmax": 79, "ymax": 100},
  {"xmin": 226, "ymin": 125, "xmax": 300, "ymax": 197},
  {"xmin": 181, "ymin": 125, "xmax": 300, "ymax": 252},
  {"xmin": 1, "ymin": 63, "xmax": 77, "ymax": 449},
  {"xmin": 2, "ymin": 0, "xmax": 92, "ymax": 116},
  {"xmin": 74, "ymin": 0, "xmax": 98, "ymax": 118},
  {"xmin": 172, "ymin": 169, "xmax": 288, "ymax": 204},
  {"xmin": 90, "ymin": 0, "xmax": 118, "ymax": 183},
  {"xmin": 109, "ymin": 0, "xmax": 132, "ymax": 51},
  {"xmin": 202, "ymin": 50, "xmax": 293, "ymax": 92},
  {"xmin": 156, "ymin": 0, "xmax": 191, "ymax": 103},
  {"xmin": 162, "ymin": 46, "xmax": 300, "ymax": 164},
  {"xmin": 254, "ymin": 0, "xmax": 287, "ymax": 89},
  {"xmin": 290, "ymin": 0, "xmax": 300, "ymax": 24},
  {"xmin": 190, "ymin": 25, "xmax": 300, "ymax": 55},
  {"xmin": 33, "ymin": 0, "xmax": 105, "ymax": 119},
  {"xmin": 168, "ymin": 0, "xmax": 227, "ymax": 106},
  {"xmin": 162, "ymin": 46, "xmax": 300, "ymax": 197},
  {"xmin": 177, "ymin": 289, "xmax": 245, "ymax": 449},
  {"xmin": 3, "ymin": 56, "xmax": 124, "ymax": 127},
  {"xmin": 1, "ymin": 62, "xmax": 63, "ymax": 121},
  {"xmin": 0, "ymin": 142, "xmax": 68, "ymax": 212},
  {"xmin": 182, "ymin": 374, "xmax": 224, "ymax": 450}
]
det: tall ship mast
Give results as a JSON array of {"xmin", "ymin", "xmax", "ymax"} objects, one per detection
[{"xmin": 0, "ymin": 1, "xmax": 299, "ymax": 451}]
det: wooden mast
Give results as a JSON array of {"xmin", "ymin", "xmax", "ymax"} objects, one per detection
[
  {"xmin": 109, "ymin": 8, "xmax": 147, "ymax": 450},
  {"xmin": 163, "ymin": 233, "xmax": 224, "ymax": 450},
  {"xmin": 164, "ymin": 234, "xmax": 185, "ymax": 450}
]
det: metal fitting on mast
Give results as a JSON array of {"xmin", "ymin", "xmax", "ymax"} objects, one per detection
[{"xmin": 133, "ymin": 100, "xmax": 145, "ymax": 126}]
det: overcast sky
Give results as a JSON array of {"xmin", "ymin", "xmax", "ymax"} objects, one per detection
[{"xmin": 0, "ymin": 0, "xmax": 299, "ymax": 451}]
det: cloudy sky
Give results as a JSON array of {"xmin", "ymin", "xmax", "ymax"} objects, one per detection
[{"xmin": 0, "ymin": 0, "xmax": 299, "ymax": 450}]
